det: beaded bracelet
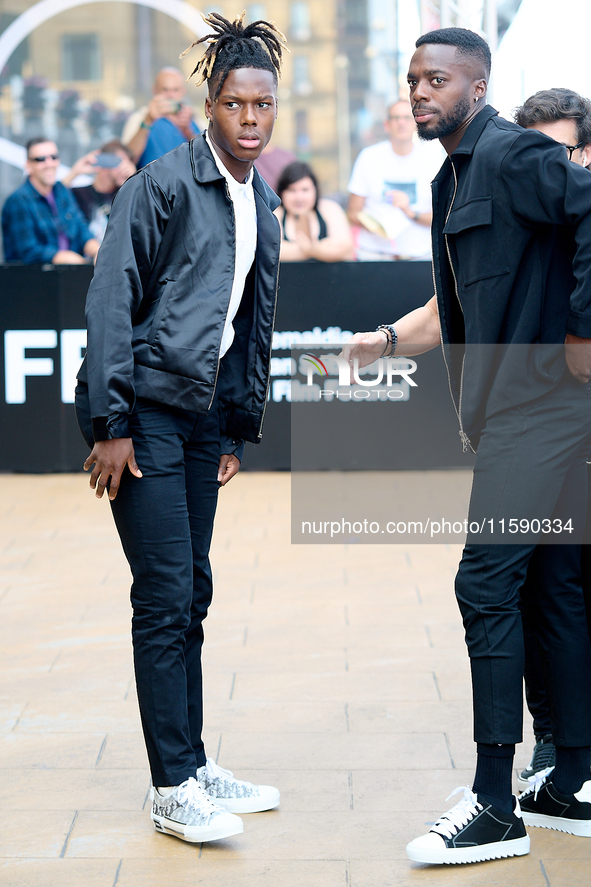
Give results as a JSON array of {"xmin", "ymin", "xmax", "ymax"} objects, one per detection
[{"xmin": 375, "ymin": 324, "xmax": 397, "ymax": 358}]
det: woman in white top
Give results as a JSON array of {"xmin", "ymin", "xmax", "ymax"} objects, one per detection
[{"xmin": 274, "ymin": 162, "xmax": 354, "ymax": 262}]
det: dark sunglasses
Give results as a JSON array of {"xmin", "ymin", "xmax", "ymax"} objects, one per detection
[{"xmin": 28, "ymin": 154, "xmax": 59, "ymax": 163}]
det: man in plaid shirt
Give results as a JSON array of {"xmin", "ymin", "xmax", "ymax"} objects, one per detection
[{"xmin": 2, "ymin": 137, "xmax": 99, "ymax": 265}]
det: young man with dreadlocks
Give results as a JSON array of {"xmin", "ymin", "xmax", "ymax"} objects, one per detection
[{"xmin": 76, "ymin": 13, "xmax": 287, "ymax": 844}]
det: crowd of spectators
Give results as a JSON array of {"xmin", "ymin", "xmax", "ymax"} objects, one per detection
[
  {"xmin": 3, "ymin": 66, "xmax": 590, "ymax": 267},
  {"xmin": 0, "ymin": 63, "xmax": 446, "ymax": 265}
]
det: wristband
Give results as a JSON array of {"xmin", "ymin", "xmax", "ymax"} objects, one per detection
[
  {"xmin": 375, "ymin": 324, "xmax": 397, "ymax": 358},
  {"xmin": 140, "ymin": 121, "xmax": 152, "ymax": 131}
]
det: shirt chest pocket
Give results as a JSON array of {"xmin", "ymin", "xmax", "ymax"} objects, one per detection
[{"xmin": 443, "ymin": 196, "xmax": 510, "ymax": 286}]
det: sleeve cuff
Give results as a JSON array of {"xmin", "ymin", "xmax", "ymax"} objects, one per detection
[
  {"xmin": 220, "ymin": 434, "xmax": 244, "ymax": 462},
  {"xmin": 91, "ymin": 413, "xmax": 131, "ymax": 441},
  {"xmin": 566, "ymin": 310, "xmax": 591, "ymax": 339}
]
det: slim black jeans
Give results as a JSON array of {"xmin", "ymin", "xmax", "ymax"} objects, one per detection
[
  {"xmin": 455, "ymin": 371, "xmax": 591, "ymax": 747},
  {"xmin": 109, "ymin": 397, "xmax": 221, "ymax": 787}
]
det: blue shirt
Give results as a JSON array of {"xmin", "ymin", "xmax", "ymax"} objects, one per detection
[
  {"xmin": 138, "ymin": 117, "xmax": 200, "ymax": 168},
  {"xmin": 1, "ymin": 179, "xmax": 93, "ymax": 264}
]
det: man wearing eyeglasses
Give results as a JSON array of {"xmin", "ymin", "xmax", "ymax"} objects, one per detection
[
  {"xmin": 511, "ymin": 88, "xmax": 591, "ymax": 793},
  {"xmin": 347, "ymin": 100, "xmax": 443, "ymax": 260},
  {"xmin": 1, "ymin": 137, "xmax": 100, "ymax": 265},
  {"xmin": 515, "ymin": 89, "xmax": 591, "ymax": 168}
]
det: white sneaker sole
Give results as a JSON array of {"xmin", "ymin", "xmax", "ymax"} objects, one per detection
[
  {"xmin": 214, "ymin": 789, "xmax": 280, "ymax": 814},
  {"xmin": 406, "ymin": 835, "xmax": 530, "ymax": 865},
  {"xmin": 152, "ymin": 813, "xmax": 244, "ymax": 843},
  {"xmin": 521, "ymin": 812, "xmax": 591, "ymax": 837}
]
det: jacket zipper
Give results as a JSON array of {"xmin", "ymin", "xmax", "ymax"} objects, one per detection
[
  {"xmin": 440, "ymin": 160, "xmax": 474, "ymax": 454},
  {"xmin": 208, "ymin": 182, "xmax": 236, "ymax": 410},
  {"xmin": 257, "ymin": 252, "xmax": 281, "ymax": 438}
]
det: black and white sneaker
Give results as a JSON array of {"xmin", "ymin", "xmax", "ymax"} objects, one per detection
[
  {"xmin": 406, "ymin": 786, "xmax": 530, "ymax": 865},
  {"xmin": 517, "ymin": 735, "xmax": 556, "ymax": 792},
  {"xmin": 519, "ymin": 767, "xmax": 591, "ymax": 837}
]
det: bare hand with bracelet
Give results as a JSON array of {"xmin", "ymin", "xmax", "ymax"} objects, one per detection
[{"xmin": 340, "ymin": 295, "xmax": 441, "ymax": 381}]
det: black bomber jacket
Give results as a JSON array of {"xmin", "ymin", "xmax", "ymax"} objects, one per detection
[
  {"xmin": 432, "ymin": 105, "xmax": 591, "ymax": 450},
  {"xmin": 78, "ymin": 133, "xmax": 281, "ymax": 451}
]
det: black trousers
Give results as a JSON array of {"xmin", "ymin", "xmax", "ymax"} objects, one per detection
[
  {"xmin": 522, "ymin": 464, "xmax": 591, "ymax": 738},
  {"xmin": 109, "ymin": 397, "xmax": 221, "ymax": 787},
  {"xmin": 455, "ymin": 371, "xmax": 591, "ymax": 746}
]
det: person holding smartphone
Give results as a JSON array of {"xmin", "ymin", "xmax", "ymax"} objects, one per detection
[
  {"xmin": 63, "ymin": 140, "xmax": 136, "ymax": 242},
  {"xmin": 122, "ymin": 67, "xmax": 200, "ymax": 168}
]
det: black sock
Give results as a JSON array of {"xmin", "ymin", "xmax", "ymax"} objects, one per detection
[
  {"xmin": 472, "ymin": 743, "xmax": 515, "ymax": 814},
  {"xmin": 553, "ymin": 746, "xmax": 590, "ymax": 795}
]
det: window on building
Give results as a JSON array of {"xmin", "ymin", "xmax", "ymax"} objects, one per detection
[
  {"xmin": 246, "ymin": 5, "xmax": 267, "ymax": 23},
  {"xmin": 293, "ymin": 55, "xmax": 311, "ymax": 95},
  {"xmin": 344, "ymin": 0, "xmax": 366, "ymax": 34},
  {"xmin": 62, "ymin": 34, "xmax": 101, "ymax": 81},
  {"xmin": 295, "ymin": 109, "xmax": 310, "ymax": 152},
  {"xmin": 290, "ymin": 2, "xmax": 311, "ymax": 41}
]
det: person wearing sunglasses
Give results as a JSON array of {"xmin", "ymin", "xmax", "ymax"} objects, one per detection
[{"xmin": 1, "ymin": 137, "xmax": 99, "ymax": 264}]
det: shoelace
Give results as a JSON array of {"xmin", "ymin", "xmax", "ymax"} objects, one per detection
[
  {"xmin": 523, "ymin": 766, "xmax": 554, "ymax": 800},
  {"xmin": 177, "ymin": 776, "xmax": 219, "ymax": 813},
  {"xmin": 430, "ymin": 786, "xmax": 483, "ymax": 839},
  {"xmin": 205, "ymin": 757, "xmax": 235, "ymax": 781}
]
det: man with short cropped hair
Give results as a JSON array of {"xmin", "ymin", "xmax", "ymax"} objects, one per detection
[
  {"xmin": 344, "ymin": 28, "xmax": 591, "ymax": 866},
  {"xmin": 347, "ymin": 99, "xmax": 441, "ymax": 260},
  {"xmin": 1, "ymin": 138, "xmax": 99, "ymax": 265},
  {"xmin": 122, "ymin": 67, "xmax": 200, "ymax": 167}
]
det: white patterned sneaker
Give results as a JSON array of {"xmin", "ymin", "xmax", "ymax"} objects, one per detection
[
  {"xmin": 151, "ymin": 776, "xmax": 243, "ymax": 842},
  {"xmin": 196, "ymin": 758, "xmax": 280, "ymax": 813}
]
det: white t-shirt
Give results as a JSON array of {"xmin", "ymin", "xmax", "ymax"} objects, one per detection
[
  {"xmin": 348, "ymin": 140, "xmax": 444, "ymax": 258},
  {"xmin": 205, "ymin": 131, "xmax": 257, "ymax": 358}
]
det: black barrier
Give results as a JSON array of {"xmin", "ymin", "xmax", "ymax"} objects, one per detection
[{"xmin": 0, "ymin": 262, "xmax": 468, "ymax": 472}]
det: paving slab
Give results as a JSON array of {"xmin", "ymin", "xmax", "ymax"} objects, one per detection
[{"xmin": 0, "ymin": 472, "xmax": 589, "ymax": 887}]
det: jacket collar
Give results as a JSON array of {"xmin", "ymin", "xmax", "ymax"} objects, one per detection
[
  {"xmin": 451, "ymin": 104, "xmax": 499, "ymax": 157},
  {"xmin": 189, "ymin": 132, "xmax": 279, "ymax": 210}
]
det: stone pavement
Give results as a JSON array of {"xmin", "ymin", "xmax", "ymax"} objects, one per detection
[{"xmin": 0, "ymin": 471, "xmax": 589, "ymax": 887}]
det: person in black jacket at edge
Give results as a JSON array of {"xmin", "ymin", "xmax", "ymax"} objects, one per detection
[
  {"xmin": 343, "ymin": 28, "xmax": 591, "ymax": 866},
  {"xmin": 511, "ymin": 88, "xmax": 591, "ymax": 792},
  {"xmin": 75, "ymin": 12, "xmax": 286, "ymax": 844}
]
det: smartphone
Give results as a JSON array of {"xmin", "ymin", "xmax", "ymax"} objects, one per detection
[{"xmin": 95, "ymin": 153, "xmax": 121, "ymax": 169}]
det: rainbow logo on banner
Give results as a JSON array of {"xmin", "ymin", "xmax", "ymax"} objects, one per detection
[{"xmin": 302, "ymin": 352, "xmax": 328, "ymax": 376}]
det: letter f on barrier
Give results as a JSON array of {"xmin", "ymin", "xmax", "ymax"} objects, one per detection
[{"xmin": 4, "ymin": 329, "xmax": 57, "ymax": 404}]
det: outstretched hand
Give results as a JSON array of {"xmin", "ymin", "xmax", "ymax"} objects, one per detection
[
  {"xmin": 565, "ymin": 334, "xmax": 591, "ymax": 383},
  {"xmin": 340, "ymin": 330, "xmax": 388, "ymax": 382},
  {"xmin": 83, "ymin": 438, "xmax": 142, "ymax": 501}
]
